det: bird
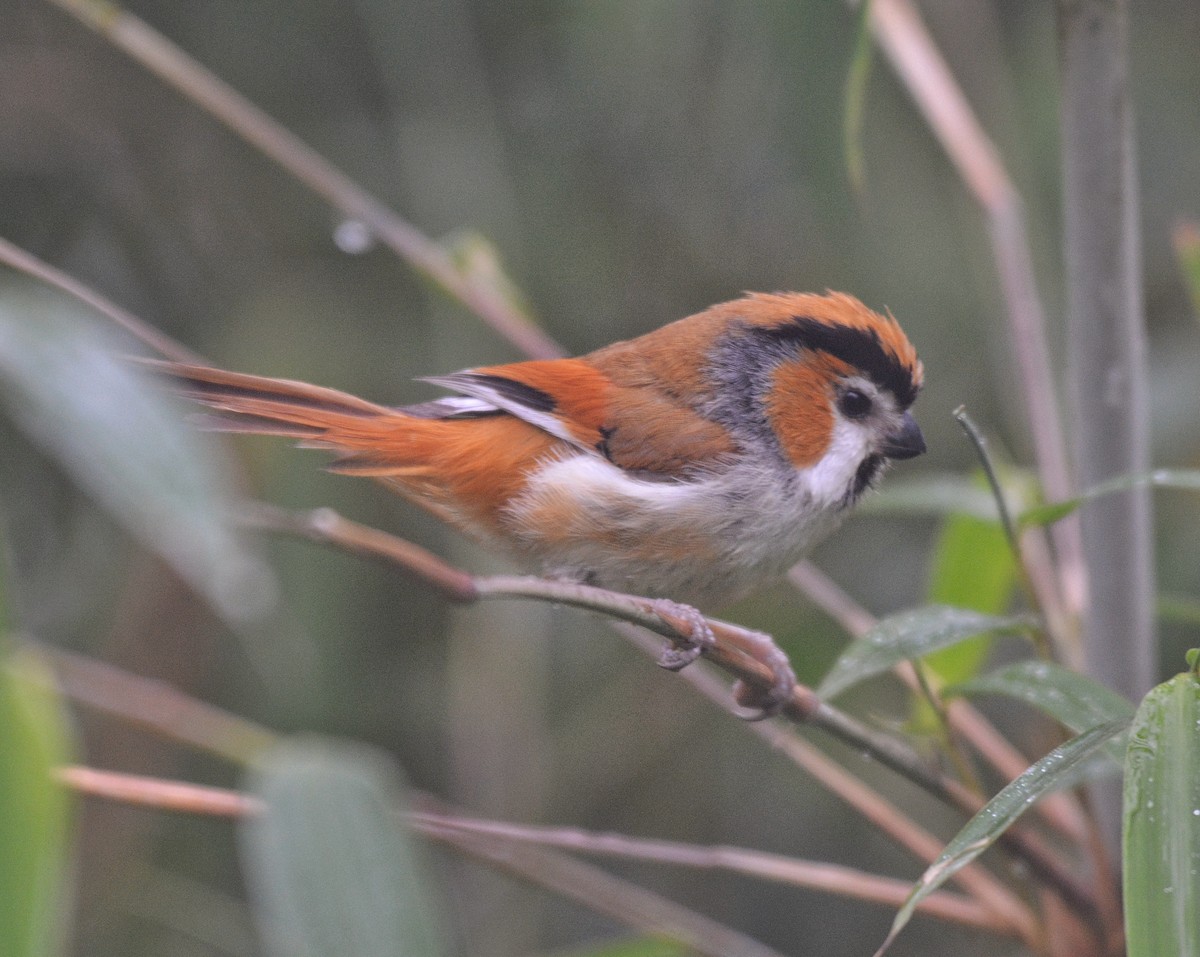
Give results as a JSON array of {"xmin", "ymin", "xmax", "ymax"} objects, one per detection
[{"xmin": 147, "ymin": 291, "xmax": 924, "ymax": 611}]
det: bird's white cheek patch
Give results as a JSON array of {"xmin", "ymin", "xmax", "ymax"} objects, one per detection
[{"xmin": 803, "ymin": 420, "xmax": 873, "ymax": 506}]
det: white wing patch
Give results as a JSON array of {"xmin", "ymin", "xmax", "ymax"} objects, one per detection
[{"xmin": 420, "ymin": 373, "xmax": 593, "ymax": 452}]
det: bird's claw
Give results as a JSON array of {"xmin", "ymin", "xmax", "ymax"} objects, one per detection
[
  {"xmin": 652, "ymin": 599, "xmax": 715, "ymax": 671},
  {"xmin": 731, "ymin": 631, "xmax": 798, "ymax": 720}
]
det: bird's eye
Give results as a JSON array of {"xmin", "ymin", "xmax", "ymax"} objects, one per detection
[{"xmin": 838, "ymin": 388, "xmax": 873, "ymax": 420}]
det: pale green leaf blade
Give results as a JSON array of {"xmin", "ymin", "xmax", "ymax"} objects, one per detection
[
  {"xmin": 1158, "ymin": 593, "xmax": 1200, "ymax": 627},
  {"xmin": 842, "ymin": 0, "xmax": 875, "ymax": 194},
  {"xmin": 0, "ymin": 647, "xmax": 75, "ymax": 957},
  {"xmin": 951, "ymin": 660, "xmax": 1135, "ymax": 735},
  {"xmin": 877, "ymin": 719, "xmax": 1129, "ymax": 956},
  {"xmin": 559, "ymin": 938, "xmax": 690, "ymax": 957},
  {"xmin": 1021, "ymin": 469, "xmax": 1200, "ymax": 528},
  {"xmin": 0, "ymin": 280, "xmax": 275, "ymax": 626},
  {"xmin": 817, "ymin": 605, "xmax": 1034, "ymax": 700},
  {"xmin": 1172, "ymin": 220, "xmax": 1200, "ymax": 322},
  {"xmin": 240, "ymin": 737, "xmax": 444, "ymax": 957},
  {"xmin": 858, "ymin": 473, "xmax": 1001, "ymax": 522},
  {"xmin": 922, "ymin": 506, "xmax": 1018, "ymax": 687},
  {"xmin": 1123, "ymin": 671, "xmax": 1200, "ymax": 957}
]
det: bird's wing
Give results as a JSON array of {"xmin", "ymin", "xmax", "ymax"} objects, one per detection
[{"xmin": 422, "ymin": 358, "xmax": 736, "ymax": 479}]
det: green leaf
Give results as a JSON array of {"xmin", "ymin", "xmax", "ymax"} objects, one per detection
[
  {"xmin": 1122, "ymin": 672, "xmax": 1200, "ymax": 957},
  {"xmin": 951, "ymin": 660, "xmax": 1135, "ymax": 731},
  {"xmin": 0, "ymin": 647, "xmax": 75, "ymax": 957},
  {"xmin": 950, "ymin": 660, "xmax": 1135, "ymax": 764},
  {"xmin": 842, "ymin": 0, "xmax": 875, "ymax": 194},
  {"xmin": 1020, "ymin": 469, "xmax": 1200, "ymax": 528},
  {"xmin": 877, "ymin": 719, "xmax": 1130, "ymax": 956},
  {"xmin": 558, "ymin": 938, "xmax": 690, "ymax": 957},
  {"xmin": 240, "ymin": 737, "xmax": 444, "ymax": 957},
  {"xmin": 858, "ymin": 473, "xmax": 1001, "ymax": 522},
  {"xmin": 1172, "ymin": 220, "xmax": 1200, "ymax": 322},
  {"xmin": 0, "ymin": 279, "xmax": 274, "ymax": 626},
  {"xmin": 1159, "ymin": 593, "xmax": 1200, "ymax": 628},
  {"xmin": 921, "ymin": 502, "xmax": 1018, "ymax": 688},
  {"xmin": 817, "ymin": 605, "xmax": 1034, "ymax": 700}
]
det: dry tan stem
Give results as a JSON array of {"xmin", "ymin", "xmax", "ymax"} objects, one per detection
[
  {"xmin": 55, "ymin": 763, "xmax": 1012, "ymax": 936},
  {"xmin": 0, "ymin": 237, "xmax": 202, "ymax": 364},
  {"xmin": 58, "ymin": 766, "xmax": 787, "ymax": 957},
  {"xmin": 866, "ymin": 0, "xmax": 1085, "ymax": 647},
  {"xmin": 418, "ymin": 824, "xmax": 790, "ymax": 957},
  {"xmin": 57, "ymin": 765, "xmax": 263, "ymax": 816},
  {"xmin": 44, "ymin": 0, "xmax": 563, "ymax": 362},
  {"xmin": 41, "ymin": 644, "xmax": 277, "ymax": 762},
  {"xmin": 412, "ymin": 810, "xmax": 1012, "ymax": 934}
]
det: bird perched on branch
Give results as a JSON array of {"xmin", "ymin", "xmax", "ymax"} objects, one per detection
[{"xmin": 147, "ymin": 291, "xmax": 924, "ymax": 610}]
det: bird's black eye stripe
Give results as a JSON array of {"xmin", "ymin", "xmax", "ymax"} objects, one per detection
[
  {"xmin": 838, "ymin": 388, "xmax": 872, "ymax": 419},
  {"xmin": 753, "ymin": 316, "xmax": 919, "ymax": 408}
]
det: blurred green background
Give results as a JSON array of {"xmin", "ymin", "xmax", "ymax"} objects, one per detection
[{"xmin": 2, "ymin": 1, "xmax": 1199, "ymax": 955}]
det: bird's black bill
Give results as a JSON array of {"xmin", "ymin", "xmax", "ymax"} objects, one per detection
[{"xmin": 880, "ymin": 412, "xmax": 926, "ymax": 460}]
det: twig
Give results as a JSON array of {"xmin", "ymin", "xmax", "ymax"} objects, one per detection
[
  {"xmin": 44, "ymin": 0, "xmax": 563, "ymax": 362},
  {"xmin": 0, "ymin": 236, "xmax": 202, "ymax": 363},
  {"xmin": 953, "ymin": 407, "xmax": 1020, "ymax": 555},
  {"xmin": 412, "ymin": 809, "xmax": 1010, "ymax": 934},
  {"xmin": 414, "ymin": 823, "xmax": 792, "ymax": 957},
  {"xmin": 54, "ymin": 764, "xmax": 1010, "ymax": 934},
  {"xmin": 58, "ymin": 766, "xmax": 787, "ymax": 957},
  {"xmin": 866, "ymin": 0, "xmax": 1084, "ymax": 645},
  {"xmin": 57, "ymin": 765, "xmax": 263, "ymax": 816},
  {"xmin": 36, "ymin": 642, "xmax": 277, "ymax": 763},
  {"xmin": 240, "ymin": 502, "xmax": 809, "ymax": 718}
]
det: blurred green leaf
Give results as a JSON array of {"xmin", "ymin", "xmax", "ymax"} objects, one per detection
[
  {"xmin": 1020, "ymin": 469, "xmax": 1200, "ymax": 528},
  {"xmin": 1159, "ymin": 593, "xmax": 1200, "ymax": 627},
  {"xmin": 842, "ymin": 0, "xmax": 875, "ymax": 194},
  {"xmin": 558, "ymin": 938, "xmax": 690, "ymax": 957},
  {"xmin": 0, "ymin": 646, "xmax": 74, "ymax": 957},
  {"xmin": 951, "ymin": 659, "xmax": 1135, "ymax": 730},
  {"xmin": 818, "ymin": 605, "xmax": 1034, "ymax": 700},
  {"xmin": 877, "ymin": 719, "xmax": 1130, "ymax": 956},
  {"xmin": 1123, "ymin": 671, "xmax": 1200, "ymax": 957},
  {"xmin": 1172, "ymin": 220, "xmax": 1200, "ymax": 322},
  {"xmin": 950, "ymin": 660, "xmax": 1135, "ymax": 764},
  {"xmin": 920, "ymin": 492, "xmax": 1018, "ymax": 687},
  {"xmin": 241, "ymin": 736, "xmax": 444, "ymax": 957},
  {"xmin": 858, "ymin": 473, "xmax": 1000, "ymax": 521},
  {"xmin": 0, "ymin": 279, "xmax": 275, "ymax": 626}
]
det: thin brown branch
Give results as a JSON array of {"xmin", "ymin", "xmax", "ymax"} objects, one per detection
[
  {"xmin": 866, "ymin": 0, "xmax": 1085, "ymax": 650},
  {"xmin": 44, "ymin": 0, "xmax": 563, "ymax": 362},
  {"xmin": 411, "ymin": 810, "xmax": 1012, "ymax": 935},
  {"xmin": 414, "ymin": 825, "xmax": 792, "ymax": 957},
  {"xmin": 0, "ymin": 236, "xmax": 202, "ymax": 363},
  {"xmin": 238, "ymin": 503, "xmax": 480, "ymax": 602},
  {"xmin": 238, "ymin": 502, "xmax": 808, "ymax": 718},
  {"xmin": 58, "ymin": 766, "xmax": 788, "ymax": 957},
  {"xmin": 38, "ymin": 642, "xmax": 277, "ymax": 763},
  {"xmin": 58, "ymin": 765, "xmax": 263, "ymax": 816},
  {"xmin": 53, "ymin": 764, "xmax": 1010, "ymax": 935}
]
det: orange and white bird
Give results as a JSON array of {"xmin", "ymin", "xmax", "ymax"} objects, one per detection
[{"xmin": 151, "ymin": 291, "xmax": 924, "ymax": 610}]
